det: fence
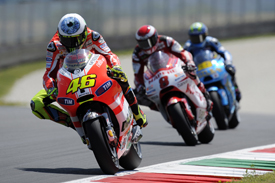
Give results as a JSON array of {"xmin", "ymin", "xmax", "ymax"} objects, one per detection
[{"xmin": 0, "ymin": 0, "xmax": 275, "ymax": 68}]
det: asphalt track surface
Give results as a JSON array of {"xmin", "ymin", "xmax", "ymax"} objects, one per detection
[{"xmin": 1, "ymin": 36, "xmax": 275, "ymax": 183}]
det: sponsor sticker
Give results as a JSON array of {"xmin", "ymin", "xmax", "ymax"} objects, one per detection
[
  {"xmin": 95, "ymin": 80, "xmax": 112, "ymax": 96},
  {"xmin": 46, "ymin": 62, "xmax": 51, "ymax": 68},
  {"xmin": 46, "ymin": 57, "xmax": 52, "ymax": 61},
  {"xmin": 57, "ymin": 98, "xmax": 75, "ymax": 105},
  {"xmin": 100, "ymin": 43, "xmax": 107, "ymax": 49},
  {"xmin": 46, "ymin": 51, "xmax": 53, "ymax": 57}
]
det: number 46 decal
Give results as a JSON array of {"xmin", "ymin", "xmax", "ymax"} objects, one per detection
[{"xmin": 67, "ymin": 74, "xmax": 97, "ymax": 94}]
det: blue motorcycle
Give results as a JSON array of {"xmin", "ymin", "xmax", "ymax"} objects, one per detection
[{"xmin": 193, "ymin": 50, "xmax": 240, "ymax": 130}]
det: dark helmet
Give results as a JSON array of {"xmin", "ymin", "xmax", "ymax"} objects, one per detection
[
  {"xmin": 57, "ymin": 13, "xmax": 88, "ymax": 52},
  {"xmin": 135, "ymin": 25, "xmax": 158, "ymax": 54},
  {"xmin": 188, "ymin": 22, "xmax": 208, "ymax": 44}
]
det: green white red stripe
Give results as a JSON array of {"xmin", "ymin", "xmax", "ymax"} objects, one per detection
[{"xmin": 63, "ymin": 143, "xmax": 275, "ymax": 183}]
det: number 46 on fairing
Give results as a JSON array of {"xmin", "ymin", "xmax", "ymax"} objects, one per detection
[{"xmin": 66, "ymin": 74, "xmax": 97, "ymax": 94}]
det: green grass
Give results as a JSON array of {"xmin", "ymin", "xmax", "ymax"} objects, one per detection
[
  {"xmin": 228, "ymin": 170, "xmax": 275, "ymax": 183},
  {"xmin": 0, "ymin": 60, "xmax": 45, "ymax": 105}
]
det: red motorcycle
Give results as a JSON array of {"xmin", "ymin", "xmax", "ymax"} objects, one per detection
[{"xmin": 56, "ymin": 49, "xmax": 142, "ymax": 174}]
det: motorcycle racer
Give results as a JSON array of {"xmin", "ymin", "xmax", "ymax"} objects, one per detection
[
  {"xmin": 132, "ymin": 25, "xmax": 212, "ymax": 119},
  {"xmin": 184, "ymin": 22, "xmax": 242, "ymax": 102},
  {"xmin": 30, "ymin": 13, "xmax": 147, "ymax": 144}
]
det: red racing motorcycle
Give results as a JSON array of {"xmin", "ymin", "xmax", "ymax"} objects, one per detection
[{"xmin": 56, "ymin": 49, "xmax": 142, "ymax": 174}]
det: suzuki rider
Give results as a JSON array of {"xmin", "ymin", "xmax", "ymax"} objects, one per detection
[
  {"xmin": 184, "ymin": 22, "xmax": 242, "ymax": 102},
  {"xmin": 30, "ymin": 13, "xmax": 147, "ymax": 144},
  {"xmin": 132, "ymin": 25, "xmax": 212, "ymax": 120}
]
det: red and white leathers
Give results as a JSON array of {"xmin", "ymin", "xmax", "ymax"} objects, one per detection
[
  {"xmin": 44, "ymin": 27, "xmax": 120, "ymax": 91},
  {"xmin": 132, "ymin": 35, "xmax": 200, "ymax": 89},
  {"xmin": 132, "ymin": 35, "xmax": 212, "ymax": 113}
]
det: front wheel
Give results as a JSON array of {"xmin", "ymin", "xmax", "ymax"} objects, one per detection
[
  {"xmin": 119, "ymin": 142, "xmax": 142, "ymax": 170},
  {"xmin": 210, "ymin": 91, "xmax": 228, "ymax": 130},
  {"xmin": 84, "ymin": 119, "xmax": 119, "ymax": 174},
  {"xmin": 167, "ymin": 103, "xmax": 198, "ymax": 146},
  {"xmin": 198, "ymin": 120, "xmax": 215, "ymax": 144}
]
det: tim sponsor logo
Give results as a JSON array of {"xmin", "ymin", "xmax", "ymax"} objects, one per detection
[{"xmin": 57, "ymin": 98, "xmax": 75, "ymax": 105}]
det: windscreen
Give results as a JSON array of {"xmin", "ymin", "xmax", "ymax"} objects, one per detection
[
  {"xmin": 147, "ymin": 51, "xmax": 170, "ymax": 73},
  {"xmin": 193, "ymin": 50, "xmax": 214, "ymax": 65},
  {"xmin": 63, "ymin": 49, "xmax": 92, "ymax": 73}
]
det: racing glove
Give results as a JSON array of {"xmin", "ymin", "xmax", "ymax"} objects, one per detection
[
  {"xmin": 136, "ymin": 85, "xmax": 145, "ymax": 94},
  {"xmin": 183, "ymin": 61, "xmax": 197, "ymax": 80},
  {"xmin": 47, "ymin": 87, "xmax": 58, "ymax": 100},
  {"xmin": 110, "ymin": 65, "xmax": 128, "ymax": 82},
  {"xmin": 225, "ymin": 64, "xmax": 236, "ymax": 77}
]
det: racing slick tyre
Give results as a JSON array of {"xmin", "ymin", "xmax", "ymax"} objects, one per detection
[
  {"xmin": 167, "ymin": 103, "xmax": 198, "ymax": 146},
  {"xmin": 119, "ymin": 142, "xmax": 142, "ymax": 170},
  {"xmin": 198, "ymin": 121, "xmax": 215, "ymax": 144},
  {"xmin": 84, "ymin": 119, "xmax": 119, "ymax": 174},
  {"xmin": 210, "ymin": 91, "xmax": 228, "ymax": 130},
  {"xmin": 228, "ymin": 108, "xmax": 240, "ymax": 129}
]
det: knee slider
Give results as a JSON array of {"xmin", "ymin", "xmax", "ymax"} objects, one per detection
[
  {"xmin": 30, "ymin": 100, "xmax": 35, "ymax": 111},
  {"xmin": 30, "ymin": 96, "xmax": 45, "ymax": 112},
  {"xmin": 225, "ymin": 65, "xmax": 236, "ymax": 76}
]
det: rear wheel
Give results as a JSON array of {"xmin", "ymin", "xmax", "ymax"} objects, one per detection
[
  {"xmin": 210, "ymin": 91, "xmax": 228, "ymax": 130},
  {"xmin": 119, "ymin": 142, "xmax": 142, "ymax": 170},
  {"xmin": 84, "ymin": 119, "xmax": 119, "ymax": 174},
  {"xmin": 167, "ymin": 103, "xmax": 197, "ymax": 146},
  {"xmin": 228, "ymin": 107, "xmax": 240, "ymax": 129}
]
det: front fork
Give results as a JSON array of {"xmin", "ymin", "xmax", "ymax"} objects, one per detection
[
  {"xmin": 166, "ymin": 97, "xmax": 207, "ymax": 134},
  {"xmin": 82, "ymin": 107, "xmax": 118, "ymax": 148},
  {"xmin": 167, "ymin": 96, "xmax": 195, "ymax": 123}
]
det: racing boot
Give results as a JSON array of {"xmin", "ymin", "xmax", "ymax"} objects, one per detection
[
  {"xmin": 233, "ymin": 81, "xmax": 242, "ymax": 102},
  {"xmin": 225, "ymin": 64, "xmax": 242, "ymax": 102},
  {"xmin": 131, "ymin": 125, "xmax": 143, "ymax": 144},
  {"xmin": 124, "ymin": 87, "xmax": 148, "ymax": 128},
  {"xmin": 197, "ymin": 82, "xmax": 213, "ymax": 121},
  {"xmin": 133, "ymin": 105, "xmax": 148, "ymax": 128}
]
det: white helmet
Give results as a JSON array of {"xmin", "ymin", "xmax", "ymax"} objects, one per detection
[{"xmin": 57, "ymin": 13, "xmax": 88, "ymax": 52}]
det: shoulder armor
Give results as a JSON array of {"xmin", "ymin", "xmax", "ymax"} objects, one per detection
[
  {"xmin": 47, "ymin": 42, "xmax": 56, "ymax": 52},
  {"xmin": 206, "ymin": 36, "xmax": 219, "ymax": 45},
  {"xmin": 92, "ymin": 31, "xmax": 101, "ymax": 41},
  {"xmin": 159, "ymin": 35, "xmax": 168, "ymax": 41}
]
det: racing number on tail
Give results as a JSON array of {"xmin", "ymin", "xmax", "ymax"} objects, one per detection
[{"xmin": 67, "ymin": 74, "xmax": 97, "ymax": 94}]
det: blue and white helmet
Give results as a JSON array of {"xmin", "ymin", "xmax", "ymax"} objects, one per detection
[{"xmin": 57, "ymin": 13, "xmax": 88, "ymax": 52}]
